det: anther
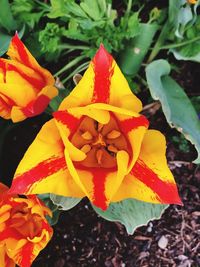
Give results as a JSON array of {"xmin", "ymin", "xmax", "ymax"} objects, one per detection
[
  {"xmin": 96, "ymin": 149, "xmax": 103, "ymax": 164},
  {"xmin": 81, "ymin": 144, "xmax": 91, "ymax": 154},
  {"xmin": 107, "ymin": 130, "xmax": 121, "ymax": 139},
  {"xmin": 81, "ymin": 131, "xmax": 93, "ymax": 140},
  {"xmin": 107, "ymin": 145, "xmax": 118, "ymax": 153}
]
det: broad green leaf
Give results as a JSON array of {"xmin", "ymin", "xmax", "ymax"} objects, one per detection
[
  {"xmin": 80, "ymin": 0, "xmax": 102, "ymax": 20},
  {"xmin": 0, "ymin": 0, "xmax": 17, "ymax": 31},
  {"xmin": 50, "ymin": 194, "xmax": 82, "ymax": 211},
  {"xmin": 93, "ymin": 199, "xmax": 167, "ymax": 235},
  {"xmin": 146, "ymin": 59, "xmax": 200, "ymax": 163},
  {"xmin": 119, "ymin": 23, "xmax": 158, "ymax": 76}
]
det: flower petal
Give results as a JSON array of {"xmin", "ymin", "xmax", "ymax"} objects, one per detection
[
  {"xmin": 7, "ymin": 34, "xmax": 55, "ymax": 86},
  {"xmin": 0, "ymin": 244, "xmax": 15, "ymax": 267},
  {"xmin": 59, "ymin": 45, "xmax": 142, "ymax": 112},
  {"xmin": 112, "ymin": 130, "xmax": 182, "ymax": 205},
  {"xmin": 9, "ymin": 119, "xmax": 83, "ymax": 197},
  {"xmin": 11, "ymin": 85, "xmax": 58, "ymax": 122}
]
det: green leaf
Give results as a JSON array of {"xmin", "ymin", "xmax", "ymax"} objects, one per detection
[
  {"xmin": 50, "ymin": 194, "xmax": 82, "ymax": 211},
  {"xmin": 0, "ymin": 0, "xmax": 17, "ymax": 31},
  {"xmin": 119, "ymin": 23, "xmax": 158, "ymax": 76},
  {"xmin": 146, "ymin": 59, "xmax": 200, "ymax": 163},
  {"xmin": 93, "ymin": 199, "xmax": 167, "ymax": 235}
]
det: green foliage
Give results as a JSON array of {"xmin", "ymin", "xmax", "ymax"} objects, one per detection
[
  {"xmin": 146, "ymin": 59, "xmax": 200, "ymax": 163},
  {"xmin": 11, "ymin": 0, "xmax": 42, "ymax": 28},
  {"xmin": 0, "ymin": 0, "xmax": 17, "ymax": 31},
  {"xmin": 172, "ymin": 134, "xmax": 190, "ymax": 153},
  {"xmin": 39, "ymin": 23, "xmax": 65, "ymax": 61},
  {"xmin": 50, "ymin": 194, "xmax": 82, "ymax": 211},
  {"xmin": 93, "ymin": 199, "xmax": 167, "ymax": 235}
]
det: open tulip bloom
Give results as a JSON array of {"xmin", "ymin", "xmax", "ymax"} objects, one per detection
[
  {"xmin": 9, "ymin": 45, "xmax": 182, "ymax": 211},
  {"xmin": 0, "ymin": 34, "xmax": 58, "ymax": 122},
  {"xmin": 0, "ymin": 183, "xmax": 53, "ymax": 267}
]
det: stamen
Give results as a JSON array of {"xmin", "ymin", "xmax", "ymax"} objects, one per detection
[
  {"xmin": 81, "ymin": 131, "xmax": 93, "ymax": 140},
  {"xmin": 81, "ymin": 144, "xmax": 91, "ymax": 154},
  {"xmin": 96, "ymin": 149, "xmax": 103, "ymax": 164},
  {"xmin": 107, "ymin": 145, "xmax": 118, "ymax": 153},
  {"xmin": 98, "ymin": 123, "xmax": 104, "ymax": 132},
  {"xmin": 107, "ymin": 130, "xmax": 121, "ymax": 139}
]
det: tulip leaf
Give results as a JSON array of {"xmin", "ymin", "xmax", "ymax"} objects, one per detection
[
  {"xmin": 146, "ymin": 59, "xmax": 200, "ymax": 163},
  {"xmin": 119, "ymin": 23, "xmax": 158, "ymax": 77},
  {"xmin": 93, "ymin": 199, "xmax": 167, "ymax": 235},
  {"xmin": 0, "ymin": 0, "xmax": 17, "ymax": 31},
  {"xmin": 50, "ymin": 194, "xmax": 82, "ymax": 211}
]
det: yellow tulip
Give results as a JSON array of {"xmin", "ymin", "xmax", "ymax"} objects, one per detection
[
  {"xmin": 0, "ymin": 183, "xmax": 53, "ymax": 267},
  {"xmin": 0, "ymin": 34, "xmax": 58, "ymax": 122},
  {"xmin": 10, "ymin": 45, "xmax": 182, "ymax": 210}
]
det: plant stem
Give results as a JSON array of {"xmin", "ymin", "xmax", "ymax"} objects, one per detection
[
  {"xmin": 160, "ymin": 36, "xmax": 200, "ymax": 50},
  {"xmin": 62, "ymin": 61, "xmax": 89, "ymax": 84},
  {"xmin": 54, "ymin": 55, "xmax": 85, "ymax": 77},
  {"xmin": 147, "ymin": 22, "xmax": 170, "ymax": 63},
  {"xmin": 126, "ymin": 0, "xmax": 132, "ymax": 16}
]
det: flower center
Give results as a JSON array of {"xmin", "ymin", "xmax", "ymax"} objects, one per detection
[{"xmin": 70, "ymin": 115, "xmax": 129, "ymax": 168}]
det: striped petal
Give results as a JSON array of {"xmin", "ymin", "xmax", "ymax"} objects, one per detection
[
  {"xmin": 0, "ymin": 244, "xmax": 15, "ymax": 267},
  {"xmin": 7, "ymin": 34, "xmax": 55, "ymax": 86},
  {"xmin": 66, "ymin": 149, "xmax": 129, "ymax": 210},
  {"xmin": 59, "ymin": 45, "xmax": 142, "ymax": 112},
  {"xmin": 9, "ymin": 119, "xmax": 84, "ymax": 198},
  {"xmin": 112, "ymin": 130, "xmax": 182, "ymax": 205}
]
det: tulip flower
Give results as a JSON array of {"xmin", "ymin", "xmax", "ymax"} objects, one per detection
[
  {"xmin": 10, "ymin": 45, "xmax": 182, "ymax": 210},
  {"xmin": 0, "ymin": 183, "xmax": 53, "ymax": 267},
  {"xmin": 0, "ymin": 34, "xmax": 58, "ymax": 122}
]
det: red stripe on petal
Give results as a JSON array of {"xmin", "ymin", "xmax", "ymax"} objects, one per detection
[
  {"xmin": 8, "ymin": 64, "xmax": 46, "ymax": 91},
  {"xmin": 119, "ymin": 115, "xmax": 149, "ymax": 134},
  {"xmin": 53, "ymin": 110, "xmax": 80, "ymax": 132},
  {"xmin": 90, "ymin": 168, "xmax": 108, "ymax": 211},
  {"xmin": 22, "ymin": 95, "xmax": 50, "ymax": 117},
  {"xmin": 20, "ymin": 243, "xmax": 34, "ymax": 267},
  {"xmin": 92, "ymin": 44, "xmax": 114, "ymax": 103},
  {"xmin": 131, "ymin": 160, "xmax": 182, "ymax": 205},
  {"xmin": 9, "ymin": 156, "xmax": 67, "ymax": 195},
  {"xmin": 11, "ymin": 34, "xmax": 30, "ymax": 67},
  {"xmin": 0, "ymin": 59, "xmax": 7, "ymax": 82}
]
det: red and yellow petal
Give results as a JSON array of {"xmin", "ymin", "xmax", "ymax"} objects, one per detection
[
  {"xmin": 7, "ymin": 34, "xmax": 55, "ymax": 86},
  {"xmin": 112, "ymin": 130, "xmax": 182, "ymax": 205},
  {"xmin": 11, "ymin": 85, "xmax": 58, "ymax": 122},
  {"xmin": 65, "ymin": 148, "xmax": 129, "ymax": 210},
  {"xmin": 0, "ymin": 244, "xmax": 15, "ymax": 267},
  {"xmin": 9, "ymin": 119, "xmax": 83, "ymax": 198},
  {"xmin": 59, "ymin": 45, "xmax": 142, "ymax": 112}
]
